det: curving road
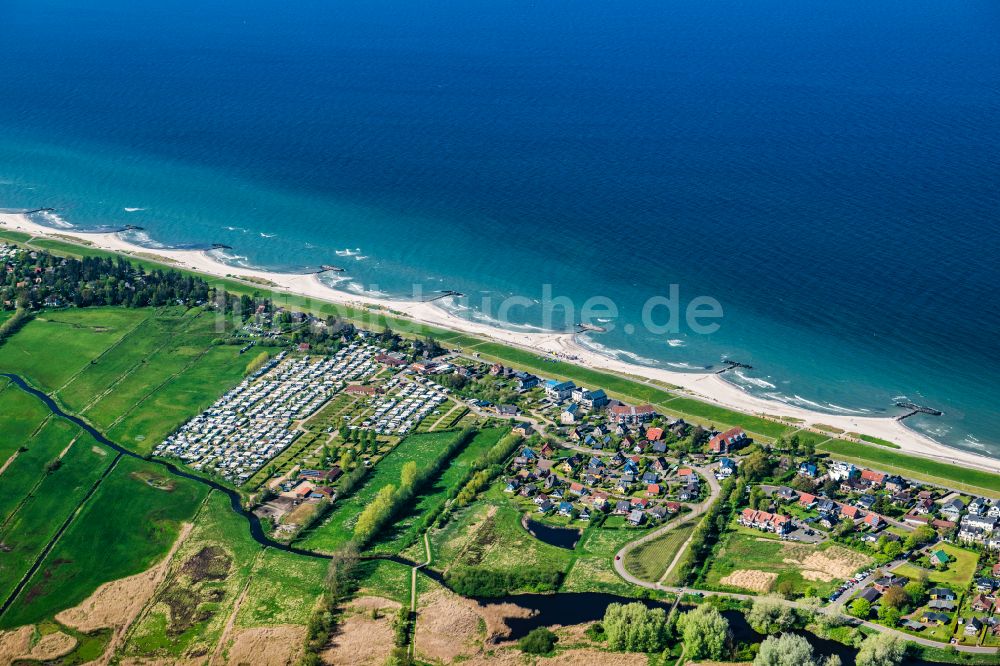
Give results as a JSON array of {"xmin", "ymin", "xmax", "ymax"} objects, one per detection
[{"xmin": 613, "ymin": 462, "xmax": 721, "ymax": 587}]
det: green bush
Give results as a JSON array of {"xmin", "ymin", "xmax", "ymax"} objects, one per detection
[{"xmin": 518, "ymin": 627, "xmax": 558, "ymax": 655}]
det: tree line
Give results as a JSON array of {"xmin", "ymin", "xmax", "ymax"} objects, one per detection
[{"xmin": 0, "ymin": 248, "xmax": 211, "ymax": 309}]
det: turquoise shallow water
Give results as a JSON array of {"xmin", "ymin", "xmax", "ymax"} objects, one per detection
[{"xmin": 0, "ymin": 0, "xmax": 998, "ymax": 455}]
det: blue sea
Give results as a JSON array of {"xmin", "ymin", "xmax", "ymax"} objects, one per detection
[{"xmin": 0, "ymin": 0, "xmax": 998, "ymax": 455}]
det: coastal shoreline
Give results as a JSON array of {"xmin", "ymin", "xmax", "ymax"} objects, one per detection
[{"xmin": 2, "ymin": 211, "xmax": 996, "ymax": 475}]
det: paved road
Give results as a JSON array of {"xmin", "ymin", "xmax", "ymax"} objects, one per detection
[{"xmin": 613, "ymin": 462, "xmax": 722, "ymax": 587}]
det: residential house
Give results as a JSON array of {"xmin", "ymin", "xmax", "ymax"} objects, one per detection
[
  {"xmin": 964, "ymin": 617, "xmax": 984, "ymax": 637},
  {"xmin": 537, "ymin": 499, "xmax": 554, "ymax": 513},
  {"xmin": 572, "ymin": 387, "xmax": 609, "ymax": 410},
  {"xmin": 930, "ymin": 550, "xmax": 950, "ymax": 568},
  {"xmin": 863, "ymin": 513, "xmax": 883, "ymax": 530},
  {"xmin": 559, "ymin": 404, "xmax": 580, "ymax": 424},
  {"xmin": 971, "ymin": 595, "xmax": 996, "ymax": 613},
  {"xmin": 929, "ymin": 587, "xmax": 956, "ymax": 601},
  {"xmin": 828, "ymin": 461, "xmax": 859, "ymax": 482},
  {"xmin": 514, "ymin": 371, "xmax": 539, "ymax": 391},
  {"xmin": 921, "ymin": 611, "xmax": 949, "ymax": 626},
  {"xmin": 718, "ymin": 457, "xmax": 737, "ymax": 478},
  {"xmin": 544, "ymin": 379, "xmax": 576, "ymax": 401},
  {"xmin": 927, "ymin": 599, "xmax": 956, "ymax": 611},
  {"xmin": 884, "ymin": 475, "xmax": 907, "ymax": 493},
  {"xmin": 776, "ymin": 486, "xmax": 798, "ymax": 502},
  {"xmin": 941, "ymin": 498, "xmax": 965, "ymax": 520},
  {"xmin": 708, "ymin": 427, "xmax": 748, "ymax": 454},
  {"xmin": 648, "ymin": 505, "xmax": 668, "ymax": 521},
  {"xmin": 859, "ymin": 587, "xmax": 881, "ymax": 603},
  {"xmin": 873, "ymin": 575, "xmax": 906, "ymax": 593},
  {"xmin": 558, "ymin": 501, "xmax": 575, "ymax": 517},
  {"xmin": 861, "ymin": 469, "xmax": 887, "ymax": 488},
  {"xmin": 646, "ymin": 427, "xmax": 664, "ymax": 441},
  {"xmin": 513, "ymin": 422, "xmax": 535, "ymax": 437},
  {"xmin": 798, "ymin": 492, "xmax": 817, "ymax": 508},
  {"xmin": 798, "ymin": 461, "xmax": 818, "ymax": 478},
  {"xmin": 646, "ymin": 483, "xmax": 662, "ymax": 497},
  {"xmin": 569, "ymin": 482, "xmax": 587, "ymax": 496},
  {"xmin": 628, "ymin": 509, "xmax": 646, "ymax": 525},
  {"xmin": 614, "ymin": 500, "xmax": 631, "ymax": 515},
  {"xmin": 608, "ymin": 403, "xmax": 657, "ymax": 425}
]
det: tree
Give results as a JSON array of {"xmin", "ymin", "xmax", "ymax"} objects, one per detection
[
  {"xmin": 880, "ymin": 585, "xmax": 908, "ymax": 610},
  {"xmin": 855, "ymin": 634, "xmax": 905, "ymax": 666},
  {"xmin": 904, "ymin": 580, "xmax": 926, "ymax": 607},
  {"xmin": 677, "ymin": 605, "xmax": 729, "ymax": 660},
  {"xmin": 740, "ymin": 450, "xmax": 772, "ymax": 482},
  {"xmin": 849, "ymin": 598, "xmax": 871, "ymax": 619},
  {"xmin": 904, "ymin": 524, "xmax": 936, "ymax": 550},
  {"xmin": 747, "ymin": 597, "xmax": 796, "ymax": 634},
  {"xmin": 877, "ymin": 604, "xmax": 901, "ymax": 627},
  {"xmin": 400, "ymin": 461, "xmax": 418, "ymax": 488},
  {"xmin": 754, "ymin": 633, "xmax": 817, "ymax": 666},
  {"xmin": 603, "ymin": 602, "xmax": 672, "ymax": 653},
  {"xmin": 518, "ymin": 627, "xmax": 557, "ymax": 655}
]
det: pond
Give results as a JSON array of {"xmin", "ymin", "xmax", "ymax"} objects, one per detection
[{"xmin": 523, "ymin": 518, "xmax": 581, "ymax": 549}]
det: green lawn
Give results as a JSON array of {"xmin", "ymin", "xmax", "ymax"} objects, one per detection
[
  {"xmin": 0, "ymin": 377, "xmax": 54, "ymax": 461},
  {"xmin": 895, "ymin": 542, "xmax": 979, "ymax": 588},
  {"xmin": 297, "ymin": 429, "xmax": 470, "ymax": 553},
  {"xmin": 623, "ymin": 523, "xmax": 695, "ymax": 583},
  {"xmin": 1, "ymin": 456, "xmax": 209, "ymax": 628},
  {"xmin": 819, "ymin": 440, "xmax": 1000, "ymax": 497}
]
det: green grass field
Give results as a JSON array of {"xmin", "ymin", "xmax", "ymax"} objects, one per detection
[
  {"xmin": 2, "ymin": 456, "xmax": 209, "ymax": 628},
  {"xmin": 819, "ymin": 440, "xmax": 1000, "ymax": 497},
  {"xmin": 0, "ymin": 308, "xmax": 149, "ymax": 392},
  {"xmin": 623, "ymin": 523, "xmax": 695, "ymax": 583},
  {"xmin": 429, "ymin": 483, "xmax": 574, "ymax": 590},
  {"xmin": 561, "ymin": 527, "xmax": 643, "ymax": 596},
  {"xmin": 297, "ymin": 429, "xmax": 470, "ymax": 553},
  {"xmin": 895, "ymin": 542, "xmax": 979, "ymax": 588},
  {"xmin": 0, "ymin": 431, "xmax": 113, "ymax": 609},
  {"xmin": 370, "ymin": 427, "xmax": 506, "ymax": 554}
]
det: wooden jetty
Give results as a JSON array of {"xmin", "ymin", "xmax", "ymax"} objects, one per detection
[
  {"xmin": 716, "ymin": 359, "xmax": 753, "ymax": 374},
  {"xmin": 576, "ymin": 323, "xmax": 607, "ymax": 333},
  {"xmin": 423, "ymin": 290, "xmax": 465, "ymax": 303},
  {"xmin": 895, "ymin": 402, "xmax": 943, "ymax": 421}
]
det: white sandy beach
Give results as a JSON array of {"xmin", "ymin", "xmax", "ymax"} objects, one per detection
[{"xmin": 2, "ymin": 211, "xmax": 997, "ymax": 475}]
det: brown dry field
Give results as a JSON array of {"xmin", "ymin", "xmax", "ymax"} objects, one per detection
[
  {"xmin": 225, "ymin": 625, "xmax": 305, "ymax": 666},
  {"xmin": 321, "ymin": 596, "xmax": 400, "ymax": 666},
  {"xmin": 414, "ymin": 588, "xmax": 484, "ymax": 662},
  {"xmin": 719, "ymin": 569, "xmax": 778, "ymax": 593},
  {"xmin": 0, "ymin": 626, "xmax": 77, "ymax": 663}
]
